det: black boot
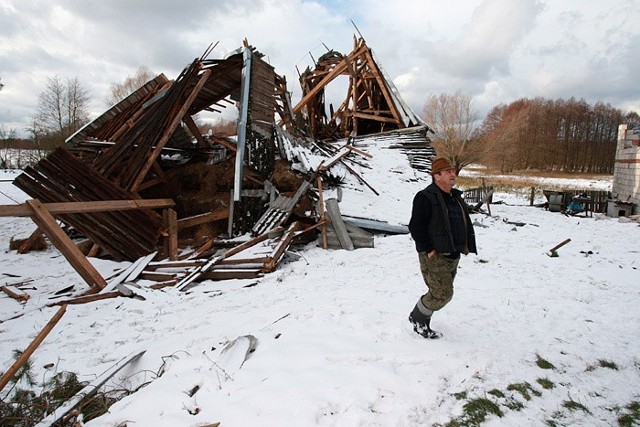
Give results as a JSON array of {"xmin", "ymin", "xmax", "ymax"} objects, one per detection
[{"xmin": 409, "ymin": 302, "xmax": 442, "ymax": 339}]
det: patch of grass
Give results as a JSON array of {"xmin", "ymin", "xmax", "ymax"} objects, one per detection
[
  {"xmin": 453, "ymin": 391, "xmax": 468, "ymax": 400},
  {"xmin": 618, "ymin": 400, "xmax": 640, "ymax": 427},
  {"xmin": 487, "ymin": 389, "xmax": 505, "ymax": 398},
  {"xmin": 536, "ymin": 377, "xmax": 555, "ymax": 390},
  {"xmin": 440, "ymin": 396, "xmax": 504, "ymax": 427},
  {"xmin": 504, "ymin": 397, "xmax": 525, "ymax": 411},
  {"xmin": 507, "ymin": 382, "xmax": 542, "ymax": 401},
  {"xmin": 536, "ymin": 354, "xmax": 556, "ymax": 370},
  {"xmin": 461, "ymin": 397, "xmax": 504, "ymax": 424},
  {"xmin": 586, "ymin": 359, "xmax": 619, "ymax": 372},
  {"xmin": 562, "ymin": 398, "xmax": 591, "ymax": 414},
  {"xmin": 597, "ymin": 359, "xmax": 619, "ymax": 370},
  {"xmin": 545, "ymin": 416, "xmax": 561, "ymax": 427}
]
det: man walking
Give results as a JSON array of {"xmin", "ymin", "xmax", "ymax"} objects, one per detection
[{"xmin": 408, "ymin": 157, "xmax": 477, "ymax": 338}]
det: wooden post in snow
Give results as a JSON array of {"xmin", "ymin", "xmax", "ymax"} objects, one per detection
[{"xmin": 317, "ymin": 176, "xmax": 328, "ymax": 249}]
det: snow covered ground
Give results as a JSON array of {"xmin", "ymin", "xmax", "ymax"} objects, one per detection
[{"xmin": 1, "ymin": 164, "xmax": 638, "ymax": 426}]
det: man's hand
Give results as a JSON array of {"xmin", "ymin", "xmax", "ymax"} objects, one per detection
[{"xmin": 427, "ymin": 249, "xmax": 436, "ymax": 259}]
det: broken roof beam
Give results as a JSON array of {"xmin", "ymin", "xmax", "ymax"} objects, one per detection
[
  {"xmin": 130, "ymin": 68, "xmax": 213, "ymax": 191},
  {"xmin": 361, "ymin": 49, "xmax": 404, "ymax": 127},
  {"xmin": 352, "ymin": 112, "xmax": 398, "ymax": 124},
  {"xmin": 292, "ymin": 44, "xmax": 368, "ymax": 114}
]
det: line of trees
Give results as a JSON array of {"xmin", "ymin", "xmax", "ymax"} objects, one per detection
[
  {"xmin": 424, "ymin": 94, "xmax": 639, "ymax": 175},
  {"xmin": 3, "ymin": 70, "xmax": 640, "ymax": 176},
  {"xmin": 476, "ymin": 97, "xmax": 638, "ymax": 173}
]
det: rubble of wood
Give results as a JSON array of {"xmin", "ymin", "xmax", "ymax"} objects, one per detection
[{"xmin": 3, "ymin": 37, "xmax": 434, "ymax": 296}]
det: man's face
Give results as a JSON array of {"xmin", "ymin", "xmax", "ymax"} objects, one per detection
[{"xmin": 434, "ymin": 168, "xmax": 457, "ymax": 192}]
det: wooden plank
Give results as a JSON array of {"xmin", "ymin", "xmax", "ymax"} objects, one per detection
[
  {"xmin": 0, "ymin": 285, "xmax": 30, "ymax": 302},
  {"xmin": 183, "ymin": 114, "xmax": 208, "ymax": 148},
  {"xmin": 317, "ymin": 177, "xmax": 328, "ymax": 249},
  {"xmin": 200, "ymin": 270, "xmax": 263, "ymax": 280},
  {"xmin": 50, "ymin": 291, "xmax": 121, "ymax": 306},
  {"xmin": 351, "ymin": 111, "xmax": 397, "ymax": 123},
  {"xmin": 100, "ymin": 251, "xmax": 157, "ymax": 293},
  {"xmin": 177, "ymin": 208, "xmax": 229, "ymax": 230},
  {"xmin": 149, "ymin": 280, "xmax": 179, "ymax": 289},
  {"xmin": 176, "ymin": 256, "xmax": 223, "ymax": 291},
  {"xmin": 224, "ymin": 226, "xmax": 283, "ymax": 259},
  {"xmin": 139, "ymin": 271, "xmax": 177, "ymax": 281},
  {"xmin": 147, "ymin": 259, "xmax": 207, "ymax": 269},
  {"xmin": 219, "ymin": 256, "xmax": 272, "ymax": 265},
  {"xmin": 325, "ymin": 199, "xmax": 354, "ymax": 251},
  {"xmin": 264, "ymin": 222, "xmax": 301, "ymax": 271},
  {"xmin": 293, "ymin": 59, "xmax": 348, "ymax": 113},
  {"xmin": 25, "ymin": 200, "xmax": 107, "ymax": 291},
  {"xmin": 34, "ymin": 350, "xmax": 146, "ymax": 427},
  {"xmin": 318, "ymin": 147, "xmax": 351, "ymax": 171},
  {"xmin": 177, "ymin": 238, "xmax": 216, "ymax": 260},
  {"xmin": 345, "ymin": 145, "xmax": 373, "ymax": 159},
  {"xmin": 126, "ymin": 251, "xmax": 158, "ymax": 282},
  {"xmin": 0, "ymin": 305, "xmax": 67, "ymax": 392},
  {"xmin": 0, "ymin": 199, "xmax": 175, "ymax": 217}
]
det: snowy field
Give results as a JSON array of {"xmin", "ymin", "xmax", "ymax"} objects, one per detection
[{"xmin": 1, "ymin": 165, "xmax": 638, "ymax": 426}]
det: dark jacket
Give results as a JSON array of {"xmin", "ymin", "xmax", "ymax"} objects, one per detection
[{"xmin": 408, "ymin": 182, "xmax": 477, "ymax": 255}]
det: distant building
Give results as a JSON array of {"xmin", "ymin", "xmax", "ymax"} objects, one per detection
[{"xmin": 609, "ymin": 124, "xmax": 639, "ymax": 216}]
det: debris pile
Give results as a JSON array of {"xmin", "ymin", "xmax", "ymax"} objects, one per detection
[{"xmin": 1, "ymin": 37, "xmax": 435, "ymax": 298}]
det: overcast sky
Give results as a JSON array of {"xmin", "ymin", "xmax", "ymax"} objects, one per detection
[{"xmin": 1, "ymin": 0, "xmax": 639, "ymax": 138}]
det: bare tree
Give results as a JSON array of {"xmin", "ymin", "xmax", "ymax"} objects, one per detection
[
  {"xmin": 475, "ymin": 102, "xmax": 527, "ymax": 172},
  {"xmin": 105, "ymin": 66, "xmax": 155, "ymax": 106},
  {"xmin": 0, "ymin": 125, "xmax": 16, "ymax": 168},
  {"xmin": 422, "ymin": 90, "xmax": 482, "ymax": 173},
  {"xmin": 36, "ymin": 75, "xmax": 91, "ymax": 146}
]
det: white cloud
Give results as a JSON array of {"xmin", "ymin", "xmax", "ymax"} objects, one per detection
[{"xmin": 1, "ymin": 0, "xmax": 639, "ymax": 136}]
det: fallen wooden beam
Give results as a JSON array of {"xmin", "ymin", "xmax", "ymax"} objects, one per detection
[
  {"xmin": 177, "ymin": 208, "xmax": 229, "ymax": 230},
  {"xmin": 0, "ymin": 199, "xmax": 176, "ymax": 217},
  {"xmin": 33, "ymin": 350, "xmax": 146, "ymax": 427},
  {"xmin": 200, "ymin": 270, "xmax": 263, "ymax": 281},
  {"xmin": 50, "ymin": 291, "xmax": 121, "ymax": 306},
  {"xmin": 0, "ymin": 285, "xmax": 30, "ymax": 302},
  {"xmin": 25, "ymin": 199, "xmax": 107, "ymax": 291},
  {"xmin": 0, "ymin": 305, "xmax": 67, "ymax": 392}
]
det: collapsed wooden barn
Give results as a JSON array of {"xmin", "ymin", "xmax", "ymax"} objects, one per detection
[{"xmin": 1, "ymin": 37, "xmax": 435, "ymax": 298}]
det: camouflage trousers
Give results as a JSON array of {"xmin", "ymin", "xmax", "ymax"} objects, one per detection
[{"xmin": 417, "ymin": 252, "xmax": 460, "ymax": 312}]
